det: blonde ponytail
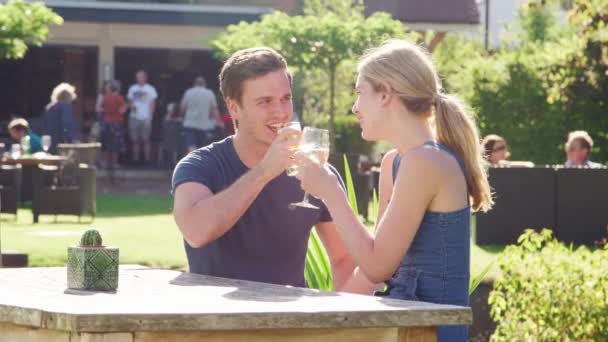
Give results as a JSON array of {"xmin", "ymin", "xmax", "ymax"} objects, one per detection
[
  {"xmin": 434, "ymin": 94, "xmax": 493, "ymax": 212},
  {"xmin": 358, "ymin": 39, "xmax": 493, "ymax": 212}
]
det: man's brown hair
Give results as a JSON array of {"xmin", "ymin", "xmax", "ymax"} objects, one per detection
[{"xmin": 219, "ymin": 47, "xmax": 291, "ymax": 104}]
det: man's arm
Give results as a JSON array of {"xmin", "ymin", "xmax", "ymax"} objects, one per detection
[
  {"xmin": 210, "ymin": 103, "xmax": 224, "ymax": 128},
  {"xmin": 173, "ymin": 168, "xmax": 273, "ymax": 248},
  {"xmin": 149, "ymin": 86, "xmax": 157, "ymax": 117},
  {"xmin": 180, "ymin": 94, "xmax": 188, "ymax": 117},
  {"xmin": 149, "ymin": 100, "xmax": 156, "ymax": 118},
  {"xmin": 315, "ymin": 221, "xmax": 356, "ymax": 291},
  {"xmin": 173, "ymin": 129, "xmax": 300, "ymax": 248}
]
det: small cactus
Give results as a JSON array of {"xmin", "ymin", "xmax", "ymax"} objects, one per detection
[{"xmin": 80, "ymin": 229, "xmax": 103, "ymax": 247}]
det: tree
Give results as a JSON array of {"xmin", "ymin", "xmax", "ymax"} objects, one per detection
[
  {"xmin": 544, "ymin": 0, "xmax": 608, "ymax": 161},
  {"xmin": 0, "ymin": 0, "xmax": 63, "ymax": 60},
  {"xmin": 212, "ymin": 0, "xmax": 410, "ymax": 139}
]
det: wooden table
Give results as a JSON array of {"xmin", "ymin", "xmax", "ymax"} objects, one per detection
[
  {"xmin": 0, "ymin": 155, "xmax": 67, "ymax": 167},
  {"xmin": 0, "ymin": 266, "xmax": 471, "ymax": 341},
  {"xmin": 1, "ymin": 154, "xmax": 67, "ymax": 202}
]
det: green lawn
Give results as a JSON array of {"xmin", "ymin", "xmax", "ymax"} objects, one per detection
[
  {"xmin": 1, "ymin": 193, "xmax": 504, "ymax": 280},
  {"xmin": 1, "ymin": 194, "xmax": 186, "ymax": 269}
]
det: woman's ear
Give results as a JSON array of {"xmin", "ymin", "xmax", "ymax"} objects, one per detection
[{"xmin": 379, "ymin": 81, "xmax": 393, "ymax": 105}]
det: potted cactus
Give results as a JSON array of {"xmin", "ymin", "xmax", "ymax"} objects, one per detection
[{"xmin": 67, "ymin": 229, "xmax": 119, "ymax": 291}]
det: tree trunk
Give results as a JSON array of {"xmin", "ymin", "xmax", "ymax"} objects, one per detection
[{"xmin": 329, "ymin": 63, "xmax": 336, "ymax": 147}]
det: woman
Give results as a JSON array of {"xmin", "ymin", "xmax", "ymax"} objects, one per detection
[
  {"xmin": 295, "ymin": 40, "xmax": 493, "ymax": 341},
  {"xmin": 482, "ymin": 134, "xmax": 534, "ymax": 167},
  {"xmin": 482, "ymin": 134, "xmax": 509, "ymax": 166},
  {"xmin": 98, "ymin": 80, "xmax": 126, "ymax": 176},
  {"xmin": 43, "ymin": 82, "xmax": 80, "ymax": 154}
]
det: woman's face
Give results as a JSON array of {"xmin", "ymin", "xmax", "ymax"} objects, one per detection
[
  {"xmin": 352, "ymin": 75, "xmax": 385, "ymax": 141},
  {"xmin": 490, "ymin": 140, "xmax": 509, "ymax": 164}
]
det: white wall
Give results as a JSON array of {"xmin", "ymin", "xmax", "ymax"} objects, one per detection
[
  {"xmin": 472, "ymin": 0, "xmax": 526, "ymax": 47},
  {"xmin": 469, "ymin": 0, "xmax": 567, "ymax": 48}
]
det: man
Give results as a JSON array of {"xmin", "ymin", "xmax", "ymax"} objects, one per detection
[
  {"xmin": 180, "ymin": 76, "xmax": 223, "ymax": 153},
  {"xmin": 127, "ymin": 70, "xmax": 157, "ymax": 165},
  {"xmin": 8, "ymin": 118, "xmax": 42, "ymax": 153},
  {"xmin": 564, "ymin": 130, "xmax": 604, "ymax": 168},
  {"xmin": 172, "ymin": 47, "xmax": 354, "ymax": 288}
]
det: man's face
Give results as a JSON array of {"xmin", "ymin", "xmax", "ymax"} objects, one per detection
[
  {"xmin": 567, "ymin": 139, "xmax": 589, "ymax": 165},
  {"xmin": 227, "ymin": 69, "xmax": 292, "ymax": 146},
  {"xmin": 136, "ymin": 71, "xmax": 147, "ymax": 85},
  {"xmin": 9, "ymin": 128, "xmax": 25, "ymax": 142}
]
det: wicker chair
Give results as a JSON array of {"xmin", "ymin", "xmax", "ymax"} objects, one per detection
[
  {"xmin": 57, "ymin": 142, "xmax": 101, "ymax": 167},
  {"xmin": 0, "ymin": 164, "xmax": 22, "ymax": 216},
  {"xmin": 32, "ymin": 163, "xmax": 96, "ymax": 223}
]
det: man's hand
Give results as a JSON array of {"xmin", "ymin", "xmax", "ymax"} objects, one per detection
[{"xmin": 256, "ymin": 128, "xmax": 300, "ymax": 180}]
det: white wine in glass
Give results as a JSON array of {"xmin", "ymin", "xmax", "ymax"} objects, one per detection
[
  {"xmin": 11, "ymin": 144, "xmax": 21, "ymax": 159},
  {"xmin": 279, "ymin": 121, "xmax": 302, "ymax": 176},
  {"xmin": 289, "ymin": 127, "xmax": 330, "ymax": 209}
]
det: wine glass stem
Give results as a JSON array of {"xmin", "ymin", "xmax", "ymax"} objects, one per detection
[{"xmin": 302, "ymin": 192, "xmax": 311, "ymax": 204}]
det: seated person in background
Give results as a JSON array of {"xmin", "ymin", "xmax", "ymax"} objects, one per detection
[
  {"xmin": 564, "ymin": 130, "xmax": 604, "ymax": 168},
  {"xmin": 482, "ymin": 134, "xmax": 534, "ymax": 167},
  {"xmin": 165, "ymin": 102, "xmax": 182, "ymax": 123},
  {"xmin": 8, "ymin": 118, "xmax": 42, "ymax": 153}
]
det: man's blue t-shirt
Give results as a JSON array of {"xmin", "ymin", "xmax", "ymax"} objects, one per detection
[{"xmin": 172, "ymin": 137, "xmax": 335, "ymax": 287}]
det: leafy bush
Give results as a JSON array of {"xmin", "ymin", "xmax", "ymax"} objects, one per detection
[
  {"xmin": 309, "ymin": 114, "xmax": 374, "ymax": 157},
  {"xmin": 489, "ymin": 229, "xmax": 608, "ymax": 341},
  {"xmin": 434, "ymin": 0, "xmax": 608, "ymax": 165}
]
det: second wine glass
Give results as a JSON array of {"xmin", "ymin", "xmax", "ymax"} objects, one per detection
[{"xmin": 289, "ymin": 127, "xmax": 330, "ymax": 210}]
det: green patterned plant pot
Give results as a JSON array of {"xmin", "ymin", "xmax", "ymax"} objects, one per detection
[{"xmin": 67, "ymin": 246, "xmax": 119, "ymax": 291}]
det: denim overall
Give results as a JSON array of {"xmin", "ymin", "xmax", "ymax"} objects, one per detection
[{"xmin": 376, "ymin": 141, "xmax": 470, "ymax": 341}]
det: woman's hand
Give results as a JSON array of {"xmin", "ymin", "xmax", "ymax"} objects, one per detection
[{"xmin": 294, "ymin": 152, "xmax": 340, "ymax": 201}]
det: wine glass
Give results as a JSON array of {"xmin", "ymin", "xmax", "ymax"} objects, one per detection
[
  {"xmin": 20, "ymin": 135, "xmax": 30, "ymax": 156},
  {"xmin": 41, "ymin": 135, "xmax": 51, "ymax": 154},
  {"xmin": 278, "ymin": 121, "xmax": 302, "ymax": 176},
  {"xmin": 289, "ymin": 127, "xmax": 330, "ymax": 210},
  {"xmin": 11, "ymin": 144, "xmax": 21, "ymax": 159}
]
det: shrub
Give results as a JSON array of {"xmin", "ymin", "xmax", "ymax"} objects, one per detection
[
  {"xmin": 489, "ymin": 229, "xmax": 608, "ymax": 341},
  {"xmin": 309, "ymin": 114, "xmax": 374, "ymax": 157}
]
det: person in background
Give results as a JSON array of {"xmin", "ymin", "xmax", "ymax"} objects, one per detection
[
  {"xmin": 180, "ymin": 76, "xmax": 223, "ymax": 153},
  {"xmin": 482, "ymin": 134, "xmax": 534, "ymax": 167},
  {"xmin": 127, "ymin": 70, "xmax": 157, "ymax": 166},
  {"xmin": 8, "ymin": 118, "xmax": 42, "ymax": 153},
  {"xmin": 43, "ymin": 82, "xmax": 80, "ymax": 154},
  {"xmin": 92, "ymin": 80, "xmax": 113, "ymax": 142},
  {"xmin": 99, "ymin": 80, "xmax": 127, "ymax": 176},
  {"xmin": 564, "ymin": 130, "xmax": 604, "ymax": 168},
  {"xmin": 165, "ymin": 102, "xmax": 182, "ymax": 123},
  {"xmin": 159, "ymin": 102, "xmax": 184, "ymax": 167}
]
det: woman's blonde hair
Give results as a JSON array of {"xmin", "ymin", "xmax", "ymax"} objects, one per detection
[
  {"xmin": 50, "ymin": 82, "xmax": 77, "ymax": 103},
  {"xmin": 358, "ymin": 40, "xmax": 493, "ymax": 212}
]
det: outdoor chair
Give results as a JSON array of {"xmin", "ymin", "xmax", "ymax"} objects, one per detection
[
  {"xmin": 475, "ymin": 167, "xmax": 556, "ymax": 245},
  {"xmin": 57, "ymin": 142, "xmax": 101, "ymax": 167},
  {"xmin": 0, "ymin": 164, "xmax": 22, "ymax": 217},
  {"xmin": 32, "ymin": 162, "xmax": 96, "ymax": 223}
]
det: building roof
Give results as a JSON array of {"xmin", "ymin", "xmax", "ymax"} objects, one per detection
[
  {"xmin": 364, "ymin": 0, "xmax": 480, "ymax": 25},
  {"xmin": 44, "ymin": 0, "xmax": 273, "ymax": 26}
]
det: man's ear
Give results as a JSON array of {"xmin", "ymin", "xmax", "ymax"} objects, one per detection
[{"xmin": 226, "ymin": 97, "xmax": 241, "ymax": 121}]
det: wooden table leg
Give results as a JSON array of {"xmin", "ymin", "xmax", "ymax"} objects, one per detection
[{"xmin": 399, "ymin": 327, "xmax": 437, "ymax": 342}]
